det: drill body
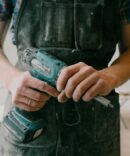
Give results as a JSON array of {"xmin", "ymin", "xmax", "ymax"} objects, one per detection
[{"xmin": 3, "ymin": 48, "xmax": 67, "ymax": 143}]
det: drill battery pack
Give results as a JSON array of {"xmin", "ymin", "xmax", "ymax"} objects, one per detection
[{"xmin": 3, "ymin": 107, "xmax": 45, "ymax": 143}]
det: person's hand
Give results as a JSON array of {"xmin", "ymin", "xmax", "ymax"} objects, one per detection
[
  {"xmin": 57, "ymin": 62, "xmax": 114, "ymax": 103},
  {"xmin": 8, "ymin": 71, "xmax": 59, "ymax": 111}
]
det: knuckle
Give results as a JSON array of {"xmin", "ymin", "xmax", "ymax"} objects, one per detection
[
  {"xmin": 76, "ymin": 85, "xmax": 84, "ymax": 93},
  {"xmin": 83, "ymin": 94, "xmax": 91, "ymax": 102},
  {"xmin": 93, "ymin": 72, "xmax": 100, "ymax": 80},
  {"xmin": 98, "ymin": 79, "xmax": 105, "ymax": 87},
  {"xmin": 37, "ymin": 83, "xmax": 43, "ymax": 90},
  {"xmin": 68, "ymin": 78, "xmax": 76, "ymax": 86},
  {"xmin": 15, "ymin": 86, "xmax": 22, "ymax": 93},
  {"xmin": 81, "ymin": 66, "xmax": 95, "ymax": 74},
  {"xmin": 82, "ymin": 66, "xmax": 91, "ymax": 74},
  {"xmin": 24, "ymin": 71, "xmax": 30, "ymax": 77},
  {"xmin": 21, "ymin": 76, "xmax": 28, "ymax": 85},
  {"xmin": 87, "ymin": 66, "xmax": 95, "ymax": 72},
  {"xmin": 78, "ymin": 62, "xmax": 86, "ymax": 66},
  {"xmin": 61, "ymin": 68, "xmax": 71, "ymax": 76},
  {"xmin": 16, "ymin": 81, "xmax": 26, "ymax": 91},
  {"xmin": 21, "ymin": 72, "xmax": 31, "ymax": 83},
  {"xmin": 45, "ymin": 88, "xmax": 52, "ymax": 94},
  {"xmin": 35, "ymin": 93, "xmax": 42, "ymax": 100},
  {"xmin": 45, "ymin": 95, "xmax": 50, "ymax": 101},
  {"xmin": 87, "ymin": 93, "xmax": 92, "ymax": 98},
  {"xmin": 32, "ymin": 101, "xmax": 38, "ymax": 107},
  {"xmin": 42, "ymin": 82, "xmax": 48, "ymax": 89},
  {"xmin": 20, "ymin": 87, "xmax": 26, "ymax": 93},
  {"xmin": 66, "ymin": 90, "xmax": 72, "ymax": 98}
]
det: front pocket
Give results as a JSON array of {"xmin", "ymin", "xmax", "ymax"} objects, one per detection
[
  {"xmin": 75, "ymin": 2, "xmax": 104, "ymax": 50},
  {"xmin": 94, "ymin": 94, "xmax": 120, "ymax": 142},
  {"xmin": 39, "ymin": 1, "xmax": 74, "ymax": 48},
  {"xmin": 0, "ymin": 130, "xmax": 57, "ymax": 156}
]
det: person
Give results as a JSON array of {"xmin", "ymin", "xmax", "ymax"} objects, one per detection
[{"xmin": 0, "ymin": 0, "xmax": 130, "ymax": 156}]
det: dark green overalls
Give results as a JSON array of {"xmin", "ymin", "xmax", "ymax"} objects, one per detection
[{"xmin": 0, "ymin": 0, "xmax": 122, "ymax": 155}]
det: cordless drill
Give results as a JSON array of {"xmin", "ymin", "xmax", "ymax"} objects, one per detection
[
  {"xmin": 3, "ymin": 48, "xmax": 67, "ymax": 143},
  {"xmin": 3, "ymin": 48, "xmax": 113, "ymax": 143}
]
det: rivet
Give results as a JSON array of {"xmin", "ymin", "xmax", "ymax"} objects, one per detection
[{"xmin": 90, "ymin": 12, "xmax": 94, "ymax": 16}]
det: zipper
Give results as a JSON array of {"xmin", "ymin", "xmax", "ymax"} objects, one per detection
[{"xmin": 15, "ymin": 0, "xmax": 27, "ymax": 45}]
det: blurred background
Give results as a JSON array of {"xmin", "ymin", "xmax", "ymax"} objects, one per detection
[{"xmin": 0, "ymin": 25, "xmax": 130, "ymax": 156}]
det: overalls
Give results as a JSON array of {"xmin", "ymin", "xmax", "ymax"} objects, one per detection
[{"xmin": 0, "ymin": 0, "xmax": 122, "ymax": 155}]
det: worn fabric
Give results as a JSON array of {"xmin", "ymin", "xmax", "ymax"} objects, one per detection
[
  {"xmin": 0, "ymin": 0, "xmax": 129, "ymax": 45},
  {"xmin": 16, "ymin": 0, "xmax": 122, "ymax": 68},
  {"xmin": 0, "ymin": 0, "xmax": 130, "ymax": 23},
  {"xmin": 0, "ymin": 0, "xmax": 130, "ymax": 29},
  {"xmin": 0, "ymin": 0, "xmax": 126, "ymax": 156},
  {"xmin": 0, "ymin": 92, "xmax": 120, "ymax": 156}
]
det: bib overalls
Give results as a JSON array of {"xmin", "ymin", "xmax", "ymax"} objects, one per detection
[{"xmin": 0, "ymin": 0, "xmax": 122, "ymax": 155}]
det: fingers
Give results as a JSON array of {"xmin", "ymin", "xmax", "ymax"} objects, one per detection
[
  {"xmin": 82, "ymin": 80, "xmax": 103, "ymax": 102},
  {"xmin": 64, "ymin": 66, "xmax": 96, "ymax": 98},
  {"xmin": 57, "ymin": 62, "xmax": 85, "ymax": 92},
  {"xmin": 9, "ymin": 71, "xmax": 60, "ymax": 111},
  {"xmin": 58, "ymin": 90, "xmax": 68, "ymax": 103},
  {"xmin": 58, "ymin": 72, "xmax": 100, "ymax": 103},
  {"xmin": 57, "ymin": 62, "xmax": 110, "ymax": 103},
  {"xmin": 25, "ymin": 72, "xmax": 59, "ymax": 97},
  {"xmin": 28, "ymin": 79, "xmax": 59, "ymax": 97},
  {"xmin": 14, "ymin": 95, "xmax": 49, "ymax": 106},
  {"xmin": 15, "ymin": 103, "xmax": 43, "ymax": 112},
  {"xmin": 16, "ymin": 87, "xmax": 51, "ymax": 101},
  {"xmin": 11, "ymin": 71, "xmax": 59, "ymax": 98},
  {"xmin": 13, "ymin": 95, "xmax": 48, "ymax": 112},
  {"xmin": 9, "ymin": 71, "xmax": 61, "ymax": 111},
  {"xmin": 72, "ymin": 72, "xmax": 100, "ymax": 102},
  {"xmin": 12, "ymin": 87, "xmax": 51, "ymax": 111},
  {"xmin": 82, "ymin": 78, "xmax": 111, "ymax": 101}
]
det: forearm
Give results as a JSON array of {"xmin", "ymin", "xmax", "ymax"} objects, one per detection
[
  {"xmin": 0, "ymin": 22, "xmax": 21, "ymax": 89},
  {"xmin": 99, "ymin": 50, "xmax": 130, "ymax": 89},
  {"xmin": 0, "ymin": 49, "xmax": 21, "ymax": 88}
]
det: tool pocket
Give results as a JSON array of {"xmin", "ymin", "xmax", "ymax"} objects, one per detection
[
  {"xmin": 39, "ymin": 1, "xmax": 74, "ymax": 48},
  {"xmin": 74, "ymin": 1, "xmax": 104, "ymax": 50},
  {"xmin": 94, "ymin": 94, "xmax": 120, "ymax": 142},
  {"xmin": 0, "ymin": 127, "xmax": 57, "ymax": 156}
]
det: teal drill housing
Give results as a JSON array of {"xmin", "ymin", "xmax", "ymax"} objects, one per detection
[{"xmin": 3, "ymin": 48, "xmax": 67, "ymax": 143}]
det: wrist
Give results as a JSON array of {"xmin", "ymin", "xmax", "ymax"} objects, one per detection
[
  {"xmin": 5, "ymin": 67, "xmax": 22, "ymax": 90},
  {"xmin": 98, "ymin": 69, "xmax": 119, "ymax": 90}
]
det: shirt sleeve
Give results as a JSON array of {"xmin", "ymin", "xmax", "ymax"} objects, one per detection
[
  {"xmin": 121, "ymin": 0, "xmax": 130, "ymax": 23},
  {"xmin": 0, "ymin": 0, "xmax": 14, "ymax": 21}
]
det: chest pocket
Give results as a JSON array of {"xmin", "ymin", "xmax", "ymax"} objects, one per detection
[
  {"xmin": 74, "ymin": 0, "xmax": 104, "ymax": 50},
  {"xmin": 39, "ymin": 0, "xmax": 74, "ymax": 48}
]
